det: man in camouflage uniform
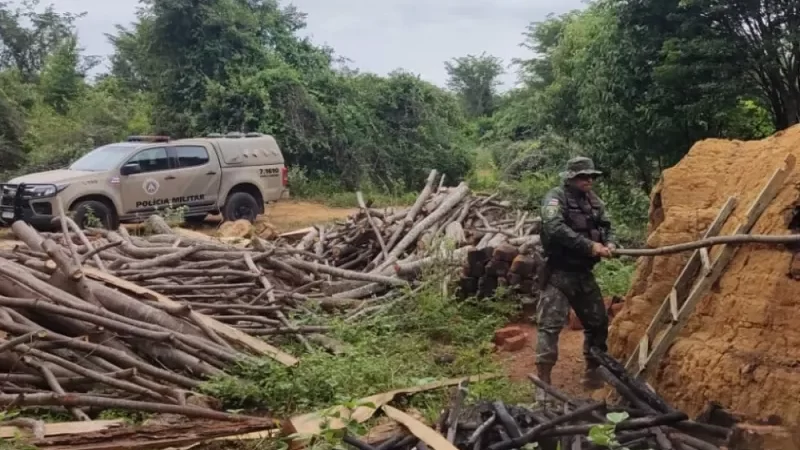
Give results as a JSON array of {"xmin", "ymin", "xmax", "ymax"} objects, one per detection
[{"xmin": 535, "ymin": 156, "xmax": 616, "ymax": 402}]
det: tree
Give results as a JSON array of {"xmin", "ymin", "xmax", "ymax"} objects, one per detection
[
  {"xmin": 106, "ymin": 0, "xmax": 472, "ymax": 191},
  {"xmin": 0, "ymin": 0, "xmax": 84, "ymax": 81},
  {"xmin": 444, "ymin": 52, "xmax": 505, "ymax": 118},
  {"xmin": 487, "ymin": 0, "xmax": 776, "ymax": 194},
  {"xmin": 515, "ymin": 11, "xmax": 582, "ymax": 89},
  {"xmin": 659, "ymin": 0, "xmax": 800, "ymax": 130},
  {"xmin": 38, "ymin": 35, "xmax": 84, "ymax": 114}
]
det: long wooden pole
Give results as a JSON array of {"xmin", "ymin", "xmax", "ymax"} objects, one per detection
[{"xmin": 611, "ymin": 233, "xmax": 800, "ymax": 257}]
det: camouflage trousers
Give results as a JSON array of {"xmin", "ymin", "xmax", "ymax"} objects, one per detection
[{"xmin": 535, "ymin": 268, "xmax": 608, "ymax": 367}]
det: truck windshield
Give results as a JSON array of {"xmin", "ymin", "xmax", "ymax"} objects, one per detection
[{"xmin": 69, "ymin": 145, "xmax": 135, "ymax": 172}]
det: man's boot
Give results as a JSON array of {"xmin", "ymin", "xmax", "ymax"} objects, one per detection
[
  {"xmin": 581, "ymin": 363, "xmax": 604, "ymax": 390},
  {"xmin": 534, "ymin": 363, "xmax": 554, "ymax": 405}
]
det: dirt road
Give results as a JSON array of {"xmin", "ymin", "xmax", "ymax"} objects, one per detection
[{"xmin": 176, "ymin": 200, "xmax": 359, "ymax": 234}]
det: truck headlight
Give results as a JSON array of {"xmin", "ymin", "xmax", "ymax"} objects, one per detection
[{"xmin": 24, "ymin": 184, "xmax": 67, "ymax": 197}]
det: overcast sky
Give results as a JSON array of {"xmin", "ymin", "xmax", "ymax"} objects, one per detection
[{"xmin": 54, "ymin": 0, "xmax": 588, "ymax": 90}]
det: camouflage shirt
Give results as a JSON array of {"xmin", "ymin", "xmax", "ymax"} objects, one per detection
[{"xmin": 540, "ymin": 184, "xmax": 616, "ymax": 270}]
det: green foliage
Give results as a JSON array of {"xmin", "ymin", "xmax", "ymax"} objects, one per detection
[
  {"xmin": 594, "ymin": 259, "xmax": 636, "ymax": 298},
  {"xmin": 587, "ymin": 411, "xmax": 633, "ymax": 449},
  {"xmin": 38, "ymin": 34, "xmax": 84, "ymax": 114},
  {"xmin": 0, "ymin": 0, "xmax": 87, "ymax": 80},
  {"xmin": 444, "ymin": 52, "xmax": 505, "ymax": 118},
  {"xmin": 200, "ymin": 268, "xmax": 529, "ymax": 418},
  {"xmin": 483, "ymin": 0, "xmax": 788, "ymax": 204},
  {"xmin": 287, "ymin": 166, "xmax": 418, "ymax": 208},
  {"xmin": 0, "ymin": 0, "xmax": 473, "ymax": 198},
  {"xmin": 655, "ymin": 0, "xmax": 800, "ymax": 130},
  {"xmin": 103, "ymin": 0, "xmax": 472, "ymax": 192}
]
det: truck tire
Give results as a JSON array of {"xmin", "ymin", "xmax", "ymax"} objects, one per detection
[
  {"xmin": 222, "ymin": 192, "xmax": 259, "ymax": 223},
  {"xmin": 71, "ymin": 200, "xmax": 119, "ymax": 230}
]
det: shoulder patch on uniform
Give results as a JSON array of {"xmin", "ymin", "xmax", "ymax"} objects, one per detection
[
  {"xmin": 548, "ymin": 198, "xmax": 559, "ymax": 206},
  {"xmin": 543, "ymin": 205, "xmax": 559, "ymax": 220}
]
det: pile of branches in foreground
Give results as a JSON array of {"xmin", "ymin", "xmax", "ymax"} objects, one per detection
[
  {"xmin": 0, "ymin": 220, "xmax": 284, "ymax": 423},
  {"xmin": 394, "ymin": 349, "xmax": 734, "ymax": 450},
  {"xmin": 0, "ymin": 172, "xmax": 541, "ymax": 422}
]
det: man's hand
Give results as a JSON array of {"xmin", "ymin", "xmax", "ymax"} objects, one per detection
[{"xmin": 591, "ymin": 242, "xmax": 612, "ymax": 258}]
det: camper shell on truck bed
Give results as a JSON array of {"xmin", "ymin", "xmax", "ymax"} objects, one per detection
[{"xmin": 0, "ymin": 132, "xmax": 288, "ymax": 230}]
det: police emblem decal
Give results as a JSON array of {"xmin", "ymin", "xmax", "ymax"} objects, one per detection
[{"xmin": 143, "ymin": 178, "xmax": 159, "ymax": 195}]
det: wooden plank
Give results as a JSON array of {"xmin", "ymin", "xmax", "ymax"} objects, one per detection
[
  {"xmin": 634, "ymin": 155, "xmax": 795, "ymax": 378},
  {"xmin": 382, "ymin": 405, "xmax": 460, "ymax": 450},
  {"xmin": 286, "ymin": 372, "xmax": 500, "ymax": 437},
  {"xmin": 669, "ymin": 289, "xmax": 679, "ymax": 322},
  {"xmin": 699, "ymin": 248, "xmax": 711, "ymax": 273},
  {"xmin": 624, "ymin": 196, "xmax": 737, "ymax": 372},
  {"xmin": 671, "ymin": 196, "xmax": 738, "ymax": 300},
  {"xmin": 280, "ymin": 227, "xmax": 315, "ymax": 238},
  {"xmin": 0, "ymin": 420, "xmax": 125, "ymax": 439},
  {"xmin": 637, "ymin": 336, "xmax": 649, "ymax": 372},
  {"xmin": 29, "ymin": 419, "xmax": 276, "ymax": 450},
  {"xmin": 82, "ymin": 267, "xmax": 299, "ymax": 366}
]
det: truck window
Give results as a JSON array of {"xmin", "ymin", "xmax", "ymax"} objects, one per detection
[
  {"xmin": 174, "ymin": 146, "xmax": 210, "ymax": 168},
  {"xmin": 126, "ymin": 148, "xmax": 170, "ymax": 172},
  {"xmin": 69, "ymin": 145, "xmax": 135, "ymax": 171}
]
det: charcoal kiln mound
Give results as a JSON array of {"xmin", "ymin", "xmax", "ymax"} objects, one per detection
[{"xmin": 608, "ymin": 124, "xmax": 800, "ymax": 427}]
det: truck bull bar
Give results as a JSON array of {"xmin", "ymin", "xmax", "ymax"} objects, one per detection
[{"xmin": 0, "ymin": 182, "xmax": 59, "ymax": 225}]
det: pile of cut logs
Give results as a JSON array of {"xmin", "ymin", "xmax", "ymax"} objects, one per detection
[
  {"xmin": 281, "ymin": 170, "xmax": 541, "ymax": 301},
  {"xmin": 391, "ymin": 348, "xmax": 736, "ymax": 450},
  {"xmin": 458, "ymin": 243, "xmax": 543, "ymax": 300},
  {"xmin": 0, "ymin": 170, "xmax": 542, "ymax": 421}
]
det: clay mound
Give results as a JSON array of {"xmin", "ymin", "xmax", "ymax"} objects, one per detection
[{"xmin": 608, "ymin": 124, "xmax": 800, "ymax": 426}]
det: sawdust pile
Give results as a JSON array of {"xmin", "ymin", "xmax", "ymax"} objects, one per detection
[
  {"xmin": 608, "ymin": 124, "xmax": 800, "ymax": 426},
  {"xmin": 216, "ymin": 215, "xmax": 278, "ymax": 239}
]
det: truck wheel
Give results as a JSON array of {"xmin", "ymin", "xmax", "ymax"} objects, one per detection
[
  {"xmin": 222, "ymin": 192, "xmax": 259, "ymax": 223},
  {"xmin": 71, "ymin": 200, "xmax": 119, "ymax": 230}
]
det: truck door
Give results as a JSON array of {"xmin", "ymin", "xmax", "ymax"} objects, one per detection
[
  {"xmin": 118, "ymin": 147, "xmax": 179, "ymax": 218},
  {"xmin": 167, "ymin": 145, "xmax": 222, "ymax": 215}
]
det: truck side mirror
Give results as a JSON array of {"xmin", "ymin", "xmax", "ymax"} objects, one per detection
[{"xmin": 120, "ymin": 163, "xmax": 141, "ymax": 176}]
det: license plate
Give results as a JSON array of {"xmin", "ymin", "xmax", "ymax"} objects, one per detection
[{"xmin": 1, "ymin": 211, "xmax": 13, "ymax": 220}]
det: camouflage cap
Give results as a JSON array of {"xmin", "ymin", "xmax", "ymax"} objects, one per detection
[{"xmin": 559, "ymin": 156, "xmax": 602, "ymax": 180}]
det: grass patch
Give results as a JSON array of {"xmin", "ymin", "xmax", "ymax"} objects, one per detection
[
  {"xmin": 199, "ymin": 265, "xmax": 532, "ymax": 421},
  {"xmin": 594, "ymin": 258, "xmax": 637, "ymax": 297},
  {"xmin": 287, "ymin": 167, "xmax": 418, "ymax": 208},
  {"xmin": 297, "ymin": 191, "xmax": 418, "ymax": 209}
]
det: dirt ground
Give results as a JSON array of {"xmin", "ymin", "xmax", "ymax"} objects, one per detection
[
  {"xmin": 260, "ymin": 201, "xmax": 359, "ymax": 233},
  {"xmin": 0, "ymin": 228, "xmax": 20, "ymax": 250},
  {"xmin": 497, "ymin": 322, "xmax": 591, "ymax": 399},
  {"xmin": 176, "ymin": 200, "xmax": 359, "ymax": 235}
]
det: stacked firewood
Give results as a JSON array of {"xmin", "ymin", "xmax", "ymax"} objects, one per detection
[
  {"xmin": 458, "ymin": 244, "xmax": 543, "ymax": 299},
  {"xmin": 276, "ymin": 170, "xmax": 541, "ymax": 301},
  {"xmin": 0, "ymin": 170, "xmax": 545, "ymax": 421},
  {"xmin": 0, "ymin": 220, "xmax": 294, "ymax": 422}
]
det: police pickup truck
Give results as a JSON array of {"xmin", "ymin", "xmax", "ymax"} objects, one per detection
[{"xmin": 0, "ymin": 132, "xmax": 288, "ymax": 229}]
